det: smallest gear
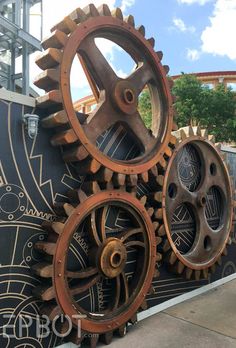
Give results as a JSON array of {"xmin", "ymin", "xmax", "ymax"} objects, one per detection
[{"xmin": 151, "ymin": 126, "xmax": 234, "ymax": 280}]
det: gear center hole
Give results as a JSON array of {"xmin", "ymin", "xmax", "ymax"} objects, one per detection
[{"xmin": 111, "ymin": 251, "xmax": 122, "ymax": 268}]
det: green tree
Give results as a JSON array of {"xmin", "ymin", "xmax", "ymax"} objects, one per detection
[
  {"xmin": 139, "ymin": 89, "xmax": 152, "ymax": 129},
  {"xmin": 138, "ymin": 73, "xmax": 236, "ymax": 142}
]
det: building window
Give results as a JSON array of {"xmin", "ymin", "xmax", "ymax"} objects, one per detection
[
  {"xmin": 202, "ymin": 83, "xmax": 214, "ymax": 89},
  {"xmin": 227, "ymin": 83, "xmax": 236, "ymax": 92}
]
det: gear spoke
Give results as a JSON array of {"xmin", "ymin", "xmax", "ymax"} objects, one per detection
[
  {"xmin": 118, "ymin": 228, "xmax": 143, "ymax": 242},
  {"xmin": 125, "ymin": 240, "xmax": 145, "ymax": 249},
  {"xmin": 66, "ymin": 267, "xmax": 98, "ymax": 279},
  {"xmin": 70, "ymin": 274, "xmax": 101, "ymax": 296},
  {"xmin": 120, "ymin": 271, "xmax": 129, "ymax": 304},
  {"xmin": 127, "ymin": 63, "xmax": 152, "ymax": 96},
  {"xmin": 79, "ymin": 38, "xmax": 118, "ymax": 91}
]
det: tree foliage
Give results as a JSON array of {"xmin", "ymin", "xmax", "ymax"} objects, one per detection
[{"xmin": 138, "ymin": 73, "xmax": 236, "ymax": 142}]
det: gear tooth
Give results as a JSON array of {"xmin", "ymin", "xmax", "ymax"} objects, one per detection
[
  {"xmin": 181, "ymin": 126, "xmax": 194, "ymax": 137},
  {"xmin": 117, "ymin": 324, "xmax": 127, "ymax": 338},
  {"xmin": 140, "ymin": 195, "xmax": 147, "ymax": 205},
  {"xmin": 35, "ymin": 48, "xmax": 62, "ymax": 70},
  {"xmin": 32, "ymin": 284, "xmax": 55, "ymax": 301},
  {"xmin": 129, "ymin": 313, "xmax": 137, "ymax": 325},
  {"xmin": 176, "ymin": 261, "xmax": 185, "ymax": 274},
  {"xmin": 63, "ymin": 145, "xmax": 89, "ymax": 162},
  {"xmin": 168, "ymin": 251, "xmax": 177, "ymax": 265},
  {"xmin": 66, "ymin": 328, "xmax": 85, "ymax": 345},
  {"xmin": 156, "ymin": 51, "xmax": 163, "ymax": 60},
  {"xmin": 111, "ymin": 8, "xmax": 123, "ymax": 20},
  {"xmin": 154, "ymin": 208, "xmax": 163, "ymax": 220},
  {"xmin": 40, "ymin": 304, "xmax": 61, "ymax": 321},
  {"xmin": 63, "ymin": 203, "xmax": 75, "ymax": 217},
  {"xmin": 69, "ymin": 7, "xmax": 87, "ymax": 23},
  {"xmin": 153, "ymin": 191, "xmax": 162, "ymax": 203},
  {"xmin": 221, "ymin": 152, "xmax": 227, "ymax": 161},
  {"xmin": 149, "ymin": 165, "xmax": 158, "ymax": 177},
  {"xmin": 100, "ymin": 331, "xmax": 113, "ymax": 345},
  {"xmin": 50, "ymin": 15, "xmax": 77, "ymax": 34},
  {"xmin": 124, "ymin": 14, "xmax": 135, "ymax": 26},
  {"xmin": 147, "ymin": 37, "xmax": 155, "ymax": 47},
  {"xmin": 36, "ymin": 90, "xmax": 62, "ymax": 109},
  {"xmin": 75, "ymin": 158, "xmax": 102, "ymax": 175},
  {"xmin": 163, "ymin": 239, "xmax": 171, "ymax": 252},
  {"xmin": 208, "ymin": 134, "xmax": 215, "ymax": 143},
  {"xmin": 83, "ymin": 4, "xmax": 100, "ymax": 17},
  {"xmin": 95, "ymin": 167, "xmax": 113, "ymax": 184},
  {"xmin": 215, "ymin": 143, "xmax": 221, "ymax": 151},
  {"xmin": 139, "ymin": 171, "xmax": 149, "ymax": 183},
  {"xmin": 82, "ymin": 181, "xmax": 101, "ymax": 195},
  {"xmin": 97, "ymin": 4, "xmax": 112, "ymax": 16},
  {"xmin": 216, "ymin": 256, "xmax": 222, "ymax": 266},
  {"xmin": 194, "ymin": 270, "xmax": 201, "ymax": 281},
  {"xmin": 41, "ymin": 110, "xmax": 68, "ymax": 128},
  {"xmin": 42, "ymin": 30, "xmax": 68, "ymax": 50},
  {"xmin": 165, "ymin": 146, "xmax": 172, "ymax": 158},
  {"xmin": 180, "ymin": 128, "xmax": 187, "ymax": 141},
  {"xmin": 158, "ymin": 156, "xmax": 167, "ymax": 170},
  {"xmin": 147, "ymin": 284, "xmax": 155, "ymax": 294},
  {"xmin": 170, "ymin": 134, "xmax": 177, "ymax": 146},
  {"xmin": 113, "ymin": 173, "xmax": 126, "ymax": 187},
  {"xmin": 156, "ymin": 252, "xmax": 162, "ymax": 262},
  {"xmin": 34, "ymin": 241, "xmax": 56, "ymax": 256},
  {"xmin": 140, "ymin": 299, "xmax": 148, "ymax": 310},
  {"xmin": 147, "ymin": 207, "xmax": 154, "ymax": 217},
  {"xmin": 51, "ymin": 129, "xmax": 77, "ymax": 146},
  {"xmin": 156, "ymin": 175, "xmax": 164, "ymax": 187},
  {"xmin": 51, "ymin": 221, "xmax": 64, "ymax": 235},
  {"xmin": 34, "ymin": 68, "xmax": 60, "ymax": 91},
  {"xmin": 137, "ymin": 25, "xmax": 145, "ymax": 36},
  {"xmin": 90, "ymin": 334, "xmax": 99, "ymax": 348},
  {"xmin": 163, "ymin": 65, "xmax": 170, "ymax": 75},
  {"xmin": 185, "ymin": 268, "xmax": 193, "ymax": 280},
  {"xmin": 77, "ymin": 189, "xmax": 88, "ymax": 203},
  {"xmin": 153, "ymin": 221, "xmax": 159, "ymax": 232},
  {"xmin": 153, "ymin": 268, "xmax": 160, "ymax": 278},
  {"xmin": 126, "ymin": 174, "xmax": 138, "ymax": 187},
  {"xmin": 227, "ymin": 236, "xmax": 232, "ymax": 245},
  {"xmin": 201, "ymin": 128, "xmax": 208, "ymax": 138},
  {"xmin": 32, "ymin": 262, "xmax": 53, "ymax": 278},
  {"xmin": 156, "ymin": 236, "xmax": 162, "ymax": 246},
  {"xmin": 195, "ymin": 125, "xmax": 202, "ymax": 136},
  {"xmin": 202, "ymin": 269, "xmax": 209, "ymax": 279}
]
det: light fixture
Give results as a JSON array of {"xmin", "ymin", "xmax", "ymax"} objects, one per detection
[{"xmin": 23, "ymin": 114, "xmax": 39, "ymax": 139}]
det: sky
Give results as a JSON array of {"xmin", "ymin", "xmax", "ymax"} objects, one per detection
[{"xmin": 28, "ymin": 0, "xmax": 236, "ymax": 99}]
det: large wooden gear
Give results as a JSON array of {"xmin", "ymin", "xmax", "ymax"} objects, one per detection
[
  {"xmin": 34, "ymin": 3, "xmax": 175, "ymax": 183},
  {"xmin": 32, "ymin": 182, "xmax": 161, "ymax": 346}
]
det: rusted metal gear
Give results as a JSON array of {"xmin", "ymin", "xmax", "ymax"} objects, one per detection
[
  {"xmin": 31, "ymin": 182, "xmax": 160, "ymax": 346},
  {"xmin": 34, "ymin": 3, "xmax": 175, "ymax": 182},
  {"xmin": 151, "ymin": 126, "xmax": 234, "ymax": 280}
]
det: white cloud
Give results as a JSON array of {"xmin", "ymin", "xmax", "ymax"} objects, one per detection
[
  {"xmin": 201, "ymin": 0, "xmax": 236, "ymax": 60},
  {"xmin": 178, "ymin": 0, "xmax": 212, "ymax": 5},
  {"xmin": 120, "ymin": 0, "xmax": 135, "ymax": 12},
  {"xmin": 187, "ymin": 48, "xmax": 201, "ymax": 61},
  {"xmin": 173, "ymin": 18, "xmax": 196, "ymax": 32}
]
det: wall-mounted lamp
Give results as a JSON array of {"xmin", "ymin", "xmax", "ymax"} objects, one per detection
[{"xmin": 23, "ymin": 114, "xmax": 39, "ymax": 139}]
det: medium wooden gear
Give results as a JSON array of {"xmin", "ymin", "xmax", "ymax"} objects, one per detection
[
  {"xmin": 34, "ymin": 3, "xmax": 176, "ymax": 183},
  {"xmin": 31, "ymin": 182, "xmax": 161, "ymax": 347},
  {"xmin": 150, "ymin": 126, "xmax": 234, "ymax": 280}
]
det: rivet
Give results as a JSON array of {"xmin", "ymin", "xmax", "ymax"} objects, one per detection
[
  {"xmin": 58, "ymin": 260, "xmax": 62, "ymax": 264},
  {"xmin": 58, "ymin": 273, "xmax": 62, "ymax": 277}
]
